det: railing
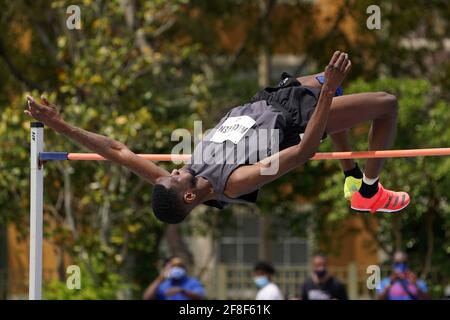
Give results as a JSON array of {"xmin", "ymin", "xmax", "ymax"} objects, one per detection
[
  {"xmin": 1, "ymin": 265, "xmax": 441, "ymax": 300},
  {"xmin": 208, "ymin": 263, "xmax": 377, "ymax": 300},
  {"xmin": 3, "ymin": 265, "xmax": 367, "ymax": 300}
]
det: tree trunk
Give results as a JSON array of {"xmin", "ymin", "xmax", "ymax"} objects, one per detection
[
  {"xmin": 392, "ymin": 215, "xmax": 402, "ymax": 251},
  {"xmin": 257, "ymin": 0, "xmax": 273, "ymax": 88},
  {"xmin": 258, "ymin": 215, "xmax": 272, "ymax": 262},
  {"xmin": 422, "ymin": 210, "xmax": 435, "ymax": 278},
  {"xmin": 164, "ymin": 224, "xmax": 193, "ymax": 267},
  {"xmin": 57, "ymin": 246, "xmax": 66, "ymax": 282},
  {"xmin": 258, "ymin": 48, "xmax": 271, "ymax": 88},
  {"xmin": 60, "ymin": 163, "xmax": 78, "ymax": 241},
  {"xmin": 256, "ymin": 0, "xmax": 274, "ymax": 263},
  {"xmin": 360, "ymin": 215, "xmax": 392, "ymax": 257},
  {"xmin": 119, "ymin": 0, "xmax": 136, "ymax": 31},
  {"xmin": 0, "ymin": 223, "xmax": 7, "ymax": 299}
]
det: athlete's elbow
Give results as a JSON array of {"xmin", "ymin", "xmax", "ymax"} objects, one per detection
[
  {"xmin": 299, "ymin": 152, "xmax": 314, "ymax": 163},
  {"xmin": 296, "ymin": 145, "xmax": 316, "ymax": 160},
  {"xmin": 224, "ymin": 179, "xmax": 243, "ymax": 199},
  {"xmin": 116, "ymin": 146, "xmax": 134, "ymax": 164}
]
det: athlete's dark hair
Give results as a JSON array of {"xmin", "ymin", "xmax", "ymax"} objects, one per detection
[
  {"xmin": 152, "ymin": 184, "xmax": 189, "ymax": 224},
  {"xmin": 254, "ymin": 261, "xmax": 276, "ymax": 275}
]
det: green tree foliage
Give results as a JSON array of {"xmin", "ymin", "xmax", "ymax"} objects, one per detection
[
  {"xmin": 44, "ymin": 260, "xmax": 132, "ymax": 300},
  {"xmin": 315, "ymin": 78, "xmax": 450, "ymax": 296},
  {"xmin": 0, "ymin": 0, "xmax": 211, "ymax": 297}
]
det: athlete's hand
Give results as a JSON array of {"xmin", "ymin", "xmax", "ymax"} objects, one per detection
[
  {"xmin": 323, "ymin": 51, "xmax": 351, "ymax": 93},
  {"xmin": 25, "ymin": 95, "xmax": 63, "ymax": 129}
]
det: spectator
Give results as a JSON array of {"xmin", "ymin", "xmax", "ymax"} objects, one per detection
[
  {"xmin": 253, "ymin": 261, "xmax": 283, "ymax": 300},
  {"xmin": 444, "ymin": 284, "xmax": 450, "ymax": 299},
  {"xmin": 301, "ymin": 254, "xmax": 348, "ymax": 300},
  {"xmin": 143, "ymin": 256, "xmax": 205, "ymax": 300},
  {"xmin": 377, "ymin": 251, "xmax": 429, "ymax": 300}
]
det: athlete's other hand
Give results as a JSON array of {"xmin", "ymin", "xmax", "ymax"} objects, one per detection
[
  {"xmin": 25, "ymin": 95, "xmax": 63, "ymax": 129},
  {"xmin": 323, "ymin": 51, "xmax": 351, "ymax": 93}
]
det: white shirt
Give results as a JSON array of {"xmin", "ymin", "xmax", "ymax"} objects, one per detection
[
  {"xmin": 307, "ymin": 289, "xmax": 332, "ymax": 300},
  {"xmin": 255, "ymin": 283, "xmax": 284, "ymax": 300}
]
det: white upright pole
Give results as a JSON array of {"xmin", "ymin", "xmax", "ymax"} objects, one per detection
[{"xmin": 29, "ymin": 122, "xmax": 44, "ymax": 300}]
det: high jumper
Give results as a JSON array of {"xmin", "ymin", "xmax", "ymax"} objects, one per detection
[{"xmin": 26, "ymin": 51, "xmax": 410, "ymax": 224}]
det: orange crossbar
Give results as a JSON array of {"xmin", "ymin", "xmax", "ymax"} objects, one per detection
[{"xmin": 66, "ymin": 148, "xmax": 450, "ymax": 161}]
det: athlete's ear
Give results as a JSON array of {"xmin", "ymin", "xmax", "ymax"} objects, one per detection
[{"xmin": 183, "ymin": 192, "xmax": 196, "ymax": 204}]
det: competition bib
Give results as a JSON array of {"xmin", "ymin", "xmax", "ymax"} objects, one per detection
[{"xmin": 210, "ymin": 116, "xmax": 256, "ymax": 144}]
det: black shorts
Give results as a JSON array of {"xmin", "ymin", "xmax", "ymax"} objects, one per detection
[{"xmin": 251, "ymin": 72, "xmax": 326, "ymax": 150}]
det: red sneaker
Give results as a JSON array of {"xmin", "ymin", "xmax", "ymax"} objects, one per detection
[{"xmin": 351, "ymin": 183, "xmax": 410, "ymax": 213}]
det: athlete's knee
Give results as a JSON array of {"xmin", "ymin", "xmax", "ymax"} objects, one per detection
[{"xmin": 376, "ymin": 92, "xmax": 398, "ymax": 116}]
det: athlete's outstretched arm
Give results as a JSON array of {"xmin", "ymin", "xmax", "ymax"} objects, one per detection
[{"xmin": 25, "ymin": 95, "xmax": 169, "ymax": 184}]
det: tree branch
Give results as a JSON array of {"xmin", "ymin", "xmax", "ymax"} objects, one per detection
[
  {"xmin": 359, "ymin": 215, "xmax": 392, "ymax": 257},
  {"xmin": 0, "ymin": 35, "xmax": 43, "ymax": 91}
]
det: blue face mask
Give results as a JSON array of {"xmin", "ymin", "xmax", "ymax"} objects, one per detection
[
  {"xmin": 168, "ymin": 266, "xmax": 186, "ymax": 280},
  {"xmin": 393, "ymin": 262, "xmax": 408, "ymax": 273},
  {"xmin": 254, "ymin": 276, "xmax": 270, "ymax": 289},
  {"xmin": 314, "ymin": 268, "xmax": 328, "ymax": 279}
]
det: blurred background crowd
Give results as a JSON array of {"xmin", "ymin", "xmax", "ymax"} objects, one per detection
[{"xmin": 141, "ymin": 252, "xmax": 433, "ymax": 300}]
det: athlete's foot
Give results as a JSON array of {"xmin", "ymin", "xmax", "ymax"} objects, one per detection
[
  {"xmin": 351, "ymin": 183, "xmax": 410, "ymax": 213},
  {"xmin": 344, "ymin": 176, "xmax": 362, "ymax": 200}
]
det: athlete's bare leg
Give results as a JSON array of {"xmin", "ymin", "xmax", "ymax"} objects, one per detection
[{"xmin": 325, "ymin": 92, "xmax": 398, "ymax": 178}]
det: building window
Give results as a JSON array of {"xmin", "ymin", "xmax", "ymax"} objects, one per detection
[{"xmin": 219, "ymin": 213, "xmax": 308, "ymax": 265}]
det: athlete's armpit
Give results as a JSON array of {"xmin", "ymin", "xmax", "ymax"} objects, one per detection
[{"xmin": 224, "ymin": 144, "xmax": 311, "ymax": 198}]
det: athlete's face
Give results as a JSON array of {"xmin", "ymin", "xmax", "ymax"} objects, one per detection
[
  {"xmin": 156, "ymin": 169, "xmax": 197, "ymax": 203},
  {"xmin": 169, "ymin": 168, "xmax": 196, "ymax": 188}
]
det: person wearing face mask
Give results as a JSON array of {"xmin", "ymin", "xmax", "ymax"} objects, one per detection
[
  {"xmin": 300, "ymin": 254, "xmax": 348, "ymax": 300},
  {"xmin": 253, "ymin": 261, "xmax": 284, "ymax": 300},
  {"xmin": 143, "ymin": 256, "xmax": 205, "ymax": 300},
  {"xmin": 377, "ymin": 251, "xmax": 429, "ymax": 300}
]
